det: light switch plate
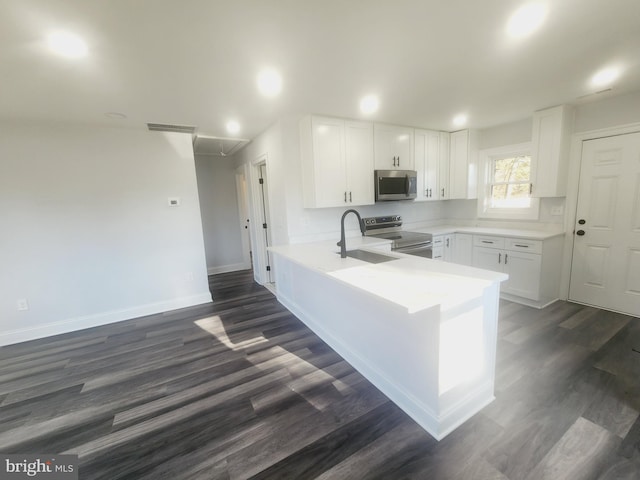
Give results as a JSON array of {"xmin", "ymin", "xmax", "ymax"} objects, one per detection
[{"xmin": 551, "ymin": 206, "xmax": 564, "ymax": 216}]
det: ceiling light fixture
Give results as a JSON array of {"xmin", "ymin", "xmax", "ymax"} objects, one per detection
[
  {"xmin": 506, "ymin": 3, "xmax": 547, "ymax": 39},
  {"xmin": 359, "ymin": 94, "xmax": 379, "ymax": 115},
  {"xmin": 257, "ymin": 68, "xmax": 282, "ymax": 97},
  {"xmin": 47, "ymin": 31, "xmax": 88, "ymax": 58},
  {"xmin": 226, "ymin": 120, "xmax": 241, "ymax": 135},
  {"xmin": 591, "ymin": 67, "xmax": 620, "ymax": 88},
  {"xmin": 453, "ymin": 114, "xmax": 468, "ymax": 127}
]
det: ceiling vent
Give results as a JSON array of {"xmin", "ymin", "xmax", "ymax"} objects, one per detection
[{"xmin": 146, "ymin": 123, "xmax": 197, "ymax": 134}]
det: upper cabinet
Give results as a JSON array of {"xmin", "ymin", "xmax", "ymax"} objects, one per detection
[
  {"xmin": 414, "ymin": 130, "xmax": 450, "ymax": 201},
  {"xmin": 530, "ymin": 105, "xmax": 574, "ymax": 197},
  {"xmin": 374, "ymin": 124, "xmax": 414, "ymax": 170},
  {"xmin": 300, "ymin": 115, "xmax": 374, "ymax": 208},
  {"xmin": 449, "ymin": 129, "xmax": 478, "ymax": 199}
]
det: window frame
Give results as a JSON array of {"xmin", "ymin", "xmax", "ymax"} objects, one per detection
[{"xmin": 477, "ymin": 142, "xmax": 540, "ymax": 220}]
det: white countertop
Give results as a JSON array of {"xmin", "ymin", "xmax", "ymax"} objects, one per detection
[
  {"xmin": 269, "ymin": 238, "xmax": 507, "ymax": 314},
  {"xmin": 410, "ymin": 224, "xmax": 564, "ymax": 240}
]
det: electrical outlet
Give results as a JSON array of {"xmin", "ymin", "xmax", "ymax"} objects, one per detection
[
  {"xmin": 551, "ymin": 206, "xmax": 564, "ymax": 216},
  {"xmin": 17, "ymin": 298, "xmax": 29, "ymax": 311},
  {"xmin": 167, "ymin": 197, "xmax": 181, "ymax": 207}
]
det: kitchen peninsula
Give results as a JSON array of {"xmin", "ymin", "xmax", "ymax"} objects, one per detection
[{"xmin": 269, "ymin": 238, "xmax": 507, "ymax": 440}]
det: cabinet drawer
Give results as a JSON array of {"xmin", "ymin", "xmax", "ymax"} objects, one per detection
[
  {"xmin": 473, "ymin": 235, "xmax": 504, "ymax": 249},
  {"xmin": 505, "ymin": 238, "xmax": 542, "ymax": 254},
  {"xmin": 432, "ymin": 246, "xmax": 444, "ymax": 260}
]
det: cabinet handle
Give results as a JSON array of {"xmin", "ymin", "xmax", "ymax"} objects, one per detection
[
  {"xmin": 498, "ymin": 253, "xmax": 501, "ymax": 264},
  {"xmin": 344, "ymin": 191, "xmax": 347, "ymax": 202},
  {"xmin": 429, "ymin": 188, "xmax": 432, "ymax": 197},
  {"xmin": 441, "ymin": 188, "xmax": 445, "ymax": 197},
  {"xmin": 505, "ymin": 253, "xmax": 508, "ymax": 264},
  {"xmin": 349, "ymin": 191, "xmax": 352, "ymax": 202},
  {"xmin": 529, "ymin": 183, "xmax": 533, "ymax": 194},
  {"xmin": 398, "ymin": 156, "xmax": 400, "ymax": 166},
  {"xmin": 482, "ymin": 240, "xmax": 494, "ymax": 244},
  {"xmin": 393, "ymin": 156, "xmax": 397, "ymax": 167},
  {"xmin": 446, "ymin": 238, "xmax": 449, "ymax": 247},
  {"xmin": 514, "ymin": 244, "xmax": 529, "ymax": 248}
]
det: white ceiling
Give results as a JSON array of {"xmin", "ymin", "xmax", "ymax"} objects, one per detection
[{"xmin": 1, "ymin": 0, "xmax": 639, "ymax": 141}]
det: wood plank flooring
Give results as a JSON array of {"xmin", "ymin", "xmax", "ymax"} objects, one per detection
[{"xmin": 1, "ymin": 270, "xmax": 640, "ymax": 479}]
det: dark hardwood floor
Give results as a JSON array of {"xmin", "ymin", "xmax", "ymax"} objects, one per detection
[{"xmin": 1, "ymin": 270, "xmax": 640, "ymax": 479}]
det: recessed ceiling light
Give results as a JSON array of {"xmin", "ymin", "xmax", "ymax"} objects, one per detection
[
  {"xmin": 453, "ymin": 114, "xmax": 468, "ymax": 127},
  {"xmin": 257, "ymin": 68, "xmax": 282, "ymax": 97},
  {"xmin": 506, "ymin": 3, "xmax": 547, "ymax": 39},
  {"xmin": 359, "ymin": 95, "xmax": 379, "ymax": 114},
  {"xmin": 226, "ymin": 120, "xmax": 241, "ymax": 135},
  {"xmin": 47, "ymin": 31, "xmax": 88, "ymax": 58},
  {"xmin": 591, "ymin": 67, "xmax": 620, "ymax": 88}
]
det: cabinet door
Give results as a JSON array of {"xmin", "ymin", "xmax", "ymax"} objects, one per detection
[
  {"xmin": 503, "ymin": 250, "xmax": 542, "ymax": 300},
  {"xmin": 530, "ymin": 105, "xmax": 573, "ymax": 198},
  {"xmin": 374, "ymin": 124, "xmax": 414, "ymax": 170},
  {"xmin": 439, "ymin": 132, "xmax": 450, "ymax": 199},
  {"xmin": 449, "ymin": 129, "xmax": 477, "ymax": 199},
  {"xmin": 472, "ymin": 246, "xmax": 503, "ymax": 273},
  {"xmin": 311, "ymin": 117, "xmax": 347, "ymax": 207},
  {"xmin": 443, "ymin": 235, "xmax": 454, "ymax": 262},
  {"xmin": 453, "ymin": 233, "xmax": 473, "ymax": 265},
  {"xmin": 415, "ymin": 129, "xmax": 439, "ymax": 201},
  {"xmin": 345, "ymin": 121, "xmax": 374, "ymax": 206}
]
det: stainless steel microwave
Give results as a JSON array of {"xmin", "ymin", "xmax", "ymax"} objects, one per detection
[{"xmin": 375, "ymin": 170, "xmax": 417, "ymax": 201}]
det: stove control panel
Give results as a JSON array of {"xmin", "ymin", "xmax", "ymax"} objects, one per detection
[{"xmin": 362, "ymin": 215, "xmax": 402, "ymax": 230}]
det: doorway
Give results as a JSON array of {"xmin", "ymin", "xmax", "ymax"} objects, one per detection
[
  {"xmin": 235, "ymin": 165, "xmax": 252, "ymax": 267},
  {"xmin": 249, "ymin": 155, "xmax": 274, "ymax": 286},
  {"xmin": 569, "ymin": 131, "xmax": 640, "ymax": 316}
]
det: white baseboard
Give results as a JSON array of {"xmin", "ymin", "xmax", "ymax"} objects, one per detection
[
  {"xmin": 0, "ymin": 292, "xmax": 213, "ymax": 347},
  {"xmin": 207, "ymin": 262, "xmax": 251, "ymax": 275}
]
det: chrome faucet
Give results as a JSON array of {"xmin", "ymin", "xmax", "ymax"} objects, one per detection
[{"xmin": 337, "ymin": 209, "xmax": 366, "ymax": 258}]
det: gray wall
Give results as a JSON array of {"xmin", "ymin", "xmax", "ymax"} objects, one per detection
[
  {"xmin": 0, "ymin": 122, "xmax": 211, "ymax": 345},
  {"xmin": 195, "ymin": 154, "xmax": 248, "ymax": 274}
]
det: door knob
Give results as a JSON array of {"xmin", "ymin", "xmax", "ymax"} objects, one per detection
[
  {"xmin": 578, "ymin": 219, "xmax": 586, "ymax": 225},
  {"xmin": 576, "ymin": 230, "xmax": 585, "ymax": 236}
]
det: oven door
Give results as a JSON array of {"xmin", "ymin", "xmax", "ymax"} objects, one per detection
[{"xmin": 393, "ymin": 243, "xmax": 433, "ymax": 258}]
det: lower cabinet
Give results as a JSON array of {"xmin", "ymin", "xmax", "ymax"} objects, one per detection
[
  {"xmin": 432, "ymin": 234, "xmax": 454, "ymax": 261},
  {"xmin": 471, "ymin": 235, "xmax": 562, "ymax": 307},
  {"xmin": 452, "ymin": 233, "xmax": 472, "ymax": 265},
  {"xmin": 473, "ymin": 245, "xmax": 541, "ymax": 300}
]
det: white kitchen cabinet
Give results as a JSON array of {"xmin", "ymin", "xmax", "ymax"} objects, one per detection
[
  {"xmin": 449, "ymin": 129, "xmax": 478, "ymax": 199},
  {"xmin": 452, "ymin": 233, "xmax": 472, "ymax": 265},
  {"xmin": 432, "ymin": 234, "xmax": 454, "ymax": 262},
  {"xmin": 438, "ymin": 132, "xmax": 450, "ymax": 199},
  {"xmin": 300, "ymin": 115, "xmax": 374, "ymax": 208},
  {"xmin": 415, "ymin": 130, "xmax": 451, "ymax": 201},
  {"xmin": 530, "ymin": 105, "xmax": 574, "ymax": 197},
  {"xmin": 432, "ymin": 235, "xmax": 444, "ymax": 260},
  {"xmin": 471, "ymin": 234, "xmax": 563, "ymax": 307},
  {"xmin": 374, "ymin": 124, "xmax": 414, "ymax": 170}
]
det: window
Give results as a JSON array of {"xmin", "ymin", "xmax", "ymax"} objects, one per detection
[{"xmin": 478, "ymin": 143, "xmax": 539, "ymax": 220}]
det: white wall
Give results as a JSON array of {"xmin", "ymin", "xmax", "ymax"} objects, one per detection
[
  {"xmin": 574, "ymin": 90, "xmax": 640, "ymax": 133},
  {"xmin": 195, "ymin": 154, "xmax": 248, "ymax": 274},
  {"xmin": 0, "ymin": 122, "xmax": 211, "ymax": 345}
]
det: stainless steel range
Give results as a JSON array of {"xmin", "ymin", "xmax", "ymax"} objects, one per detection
[{"xmin": 362, "ymin": 215, "xmax": 433, "ymax": 258}]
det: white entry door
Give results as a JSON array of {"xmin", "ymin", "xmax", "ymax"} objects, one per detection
[{"xmin": 569, "ymin": 131, "xmax": 640, "ymax": 316}]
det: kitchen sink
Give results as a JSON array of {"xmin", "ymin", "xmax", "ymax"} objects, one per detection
[{"xmin": 343, "ymin": 249, "xmax": 399, "ymax": 264}]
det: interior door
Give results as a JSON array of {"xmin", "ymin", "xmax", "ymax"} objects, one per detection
[{"xmin": 569, "ymin": 132, "xmax": 640, "ymax": 316}]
